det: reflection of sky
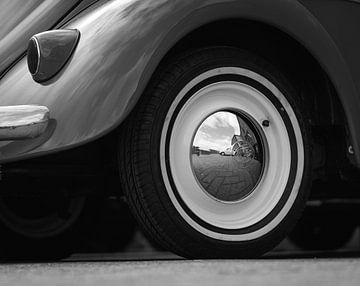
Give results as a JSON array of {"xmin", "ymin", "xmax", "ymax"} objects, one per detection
[{"xmin": 193, "ymin": 112, "xmax": 240, "ymax": 151}]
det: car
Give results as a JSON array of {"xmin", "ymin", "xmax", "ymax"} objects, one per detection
[
  {"xmin": 219, "ymin": 147, "xmax": 233, "ymax": 156},
  {"xmin": 0, "ymin": 0, "xmax": 360, "ymax": 259}
]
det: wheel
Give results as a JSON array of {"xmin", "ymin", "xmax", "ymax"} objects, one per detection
[
  {"xmin": 288, "ymin": 208, "xmax": 356, "ymax": 251},
  {"xmin": 119, "ymin": 47, "xmax": 312, "ymax": 258},
  {"xmin": 0, "ymin": 178, "xmax": 90, "ymax": 260},
  {"xmin": 80, "ymin": 197, "xmax": 137, "ymax": 253},
  {"xmin": 220, "ymin": 152, "xmax": 225, "ymax": 156}
]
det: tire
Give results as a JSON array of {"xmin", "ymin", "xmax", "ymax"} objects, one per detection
[
  {"xmin": 288, "ymin": 208, "xmax": 355, "ymax": 251},
  {"xmin": 119, "ymin": 47, "xmax": 312, "ymax": 258},
  {"xmin": 0, "ymin": 178, "xmax": 90, "ymax": 261},
  {"xmin": 220, "ymin": 152, "xmax": 225, "ymax": 156}
]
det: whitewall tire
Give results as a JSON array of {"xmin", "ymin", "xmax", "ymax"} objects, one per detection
[{"xmin": 119, "ymin": 47, "xmax": 312, "ymax": 258}]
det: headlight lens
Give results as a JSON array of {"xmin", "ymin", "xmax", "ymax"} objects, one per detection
[
  {"xmin": 27, "ymin": 38, "xmax": 40, "ymax": 75},
  {"xmin": 27, "ymin": 29, "xmax": 80, "ymax": 83}
]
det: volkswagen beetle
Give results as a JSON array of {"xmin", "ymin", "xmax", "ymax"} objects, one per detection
[{"xmin": 0, "ymin": 0, "xmax": 360, "ymax": 259}]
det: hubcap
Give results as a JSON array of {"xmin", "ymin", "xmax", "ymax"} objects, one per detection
[{"xmin": 192, "ymin": 110, "xmax": 265, "ymax": 203}]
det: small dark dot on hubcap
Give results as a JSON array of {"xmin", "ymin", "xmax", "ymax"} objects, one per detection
[{"xmin": 262, "ymin": 120, "xmax": 270, "ymax": 127}]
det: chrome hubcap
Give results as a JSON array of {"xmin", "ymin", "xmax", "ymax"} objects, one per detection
[{"xmin": 192, "ymin": 110, "xmax": 265, "ymax": 203}]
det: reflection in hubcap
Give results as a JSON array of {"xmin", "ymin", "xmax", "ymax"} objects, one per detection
[{"xmin": 191, "ymin": 111, "xmax": 264, "ymax": 202}]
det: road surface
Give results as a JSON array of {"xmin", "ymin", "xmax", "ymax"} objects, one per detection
[
  {"xmin": 0, "ymin": 256, "xmax": 359, "ymax": 286},
  {"xmin": 192, "ymin": 154, "xmax": 261, "ymax": 201}
]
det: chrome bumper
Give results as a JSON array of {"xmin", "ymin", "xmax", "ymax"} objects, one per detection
[{"xmin": 0, "ymin": 105, "xmax": 49, "ymax": 141}]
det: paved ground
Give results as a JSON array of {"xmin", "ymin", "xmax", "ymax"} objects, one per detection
[
  {"xmin": 1, "ymin": 229, "xmax": 359, "ymax": 286},
  {"xmin": 0, "ymin": 257, "xmax": 359, "ymax": 286},
  {"xmin": 192, "ymin": 154, "xmax": 262, "ymax": 201}
]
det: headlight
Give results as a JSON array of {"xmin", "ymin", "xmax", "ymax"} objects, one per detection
[{"xmin": 27, "ymin": 29, "xmax": 80, "ymax": 83}]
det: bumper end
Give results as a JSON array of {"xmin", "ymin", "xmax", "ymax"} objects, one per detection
[{"xmin": 0, "ymin": 105, "xmax": 50, "ymax": 141}]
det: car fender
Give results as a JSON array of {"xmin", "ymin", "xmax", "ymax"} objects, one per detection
[{"xmin": 0, "ymin": 0, "xmax": 359, "ymax": 165}]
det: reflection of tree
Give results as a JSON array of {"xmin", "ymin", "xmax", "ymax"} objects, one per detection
[
  {"xmin": 192, "ymin": 146, "xmax": 219, "ymax": 156},
  {"xmin": 192, "ymin": 146, "xmax": 200, "ymax": 156}
]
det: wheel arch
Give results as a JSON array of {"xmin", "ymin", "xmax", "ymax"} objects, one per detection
[{"xmin": 135, "ymin": 4, "xmax": 358, "ymax": 167}]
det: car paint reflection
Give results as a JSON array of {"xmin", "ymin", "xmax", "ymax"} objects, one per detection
[{"xmin": 0, "ymin": 0, "xmax": 81, "ymax": 75}]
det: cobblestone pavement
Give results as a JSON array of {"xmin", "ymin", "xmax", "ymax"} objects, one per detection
[{"xmin": 192, "ymin": 154, "xmax": 262, "ymax": 201}]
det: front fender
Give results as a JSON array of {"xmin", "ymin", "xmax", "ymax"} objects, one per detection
[{"xmin": 0, "ymin": 0, "xmax": 358, "ymax": 165}]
